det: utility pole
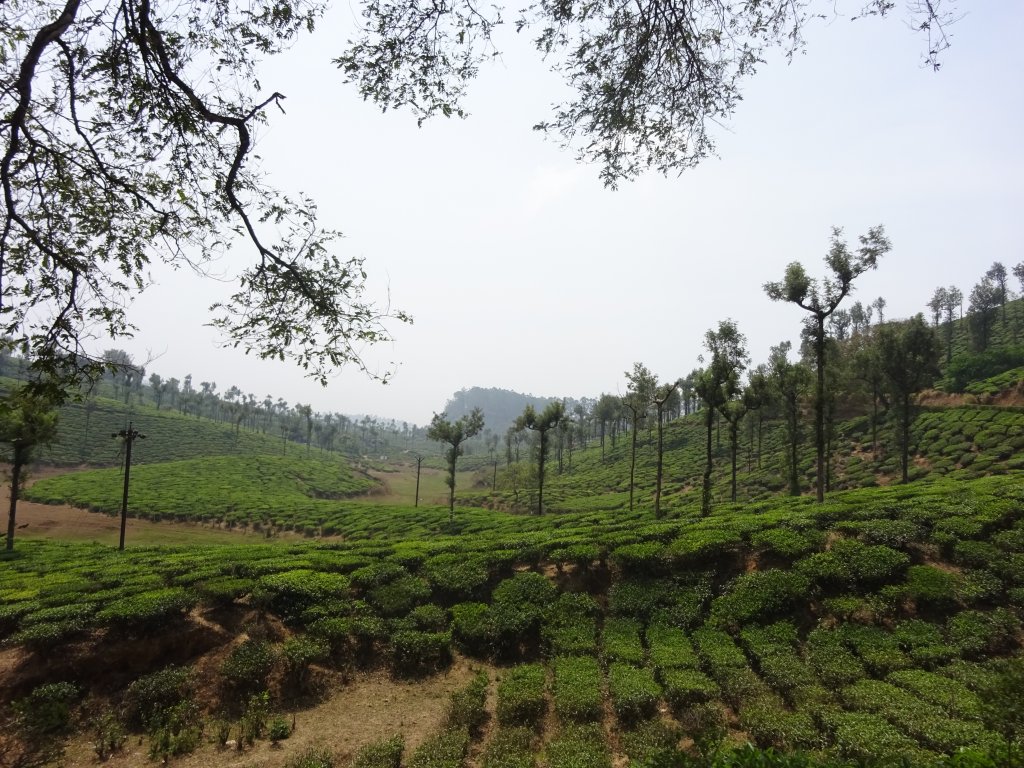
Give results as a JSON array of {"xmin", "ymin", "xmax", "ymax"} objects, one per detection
[
  {"xmin": 414, "ymin": 456, "xmax": 423, "ymax": 507},
  {"xmin": 113, "ymin": 422, "xmax": 145, "ymax": 551}
]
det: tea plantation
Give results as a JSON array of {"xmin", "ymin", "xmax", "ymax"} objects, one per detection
[{"xmin": 2, "ymin": 471, "xmax": 1023, "ymax": 766}]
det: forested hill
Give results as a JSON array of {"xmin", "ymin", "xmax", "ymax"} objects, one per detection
[{"xmin": 442, "ymin": 387, "xmax": 562, "ymax": 434}]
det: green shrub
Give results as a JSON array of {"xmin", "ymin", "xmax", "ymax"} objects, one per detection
[
  {"xmin": 609, "ymin": 542, "xmax": 667, "ymax": 575},
  {"xmin": 661, "ymin": 668, "xmax": 719, "ymax": 710},
  {"xmin": 451, "ymin": 602, "xmax": 494, "ymax": 656},
  {"xmin": 147, "ymin": 700, "xmax": 203, "ymax": 759},
  {"xmin": 608, "ymin": 578, "xmax": 670, "ymax": 619},
  {"xmin": 268, "ymin": 715, "xmax": 291, "ymax": 743},
  {"xmin": 221, "ymin": 638, "xmax": 277, "ymax": 695},
  {"xmin": 947, "ymin": 609, "xmax": 1020, "ymax": 657},
  {"xmin": 424, "ymin": 554, "xmax": 490, "ymax": 601},
  {"xmin": 445, "ymin": 670, "xmax": 489, "ymax": 734},
  {"xmin": 647, "ymin": 624, "xmax": 699, "ymax": 670},
  {"xmin": 122, "ymin": 666, "xmax": 193, "ymax": 729},
  {"xmin": 96, "ymin": 587, "xmax": 194, "ymax": 631},
  {"xmin": 805, "ymin": 628, "xmax": 865, "ymax": 688},
  {"xmin": 546, "ymin": 724, "xmax": 611, "ymax": 768},
  {"xmin": 369, "ymin": 575, "xmax": 432, "ymax": 617},
  {"xmin": 390, "ymin": 630, "xmax": 452, "ymax": 676},
  {"xmin": 608, "ymin": 663, "xmax": 661, "ymax": 723},
  {"xmin": 255, "ymin": 570, "xmax": 350, "ymax": 623},
  {"xmin": 13, "ymin": 681, "xmax": 79, "ymax": 735},
  {"xmin": 906, "ymin": 565, "xmax": 961, "ymax": 611},
  {"xmin": 823, "ymin": 711, "xmax": 921, "ymax": 763},
  {"xmin": 749, "ymin": 528, "xmax": 816, "ymax": 559},
  {"xmin": 482, "ymin": 727, "xmax": 535, "ymax": 768},
  {"xmin": 603, "ymin": 617, "xmax": 645, "ymax": 664},
  {"xmin": 887, "ymin": 669, "xmax": 983, "ymax": 720},
  {"xmin": 620, "ymin": 720, "xmax": 683, "ymax": 766},
  {"xmin": 409, "ymin": 604, "xmax": 450, "ymax": 632},
  {"xmin": 282, "ymin": 635, "xmax": 329, "ymax": 691},
  {"xmin": 739, "ymin": 696, "xmax": 822, "ymax": 750},
  {"xmin": 839, "ymin": 624, "xmax": 911, "ymax": 676},
  {"xmin": 552, "ymin": 655, "xmax": 603, "ymax": 723},
  {"xmin": 710, "ymin": 570, "xmax": 809, "ymax": 627},
  {"xmin": 351, "ymin": 735, "xmax": 403, "ymax": 768},
  {"xmin": 407, "ymin": 728, "xmax": 469, "ymax": 768},
  {"xmin": 692, "ymin": 627, "xmax": 747, "ymax": 673},
  {"xmin": 287, "ymin": 744, "xmax": 338, "ymax": 768},
  {"xmin": 496, "ymin": 664, "xmax": 547, "ymax": 728}
]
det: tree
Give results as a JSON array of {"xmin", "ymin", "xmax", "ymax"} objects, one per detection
[
  {"xmin": 968, "ymin": 277, "xmax": 1000, "ymax": 352},
  {"xmin": 877, "ymin": 314, "xmax": 940, "ymax": 484},
  {"xmin": 623, "ymin": 363, "xmax": 656, "ymax": 512},
  {"xmin": 764, "ymin": 225, "xmax": 890, "ymax": 502},
  {"xmin": 940, "ymin": 285, "xmax": 963, "ymax": 363},
  {"xmin": 927, "ymin": 287, "xmax": 946, "ymax": 328},
  {"xmin": 986, "ymin": 261, "xmax": 1010, "ymax": 323},
  {"xmin": 426, "ymin": 408, "xmax": 485, "ymax": 520},
  {"xmin": 767, "ymin": 342, "xmax": 810, "ymax": 496},
  {"xmin": 652, "ymin": 381, "xmax": 677, "ymax": 519},
  {"xmin": 695, "ymin": 320, "xmax": 747, "ymax": 515},
  {"xmin": 516, "ymin": 401, "xmax": 565, "ymax": 515},
  {"xmin": 339, "ymin": 0, "xmax": 953, "ymax": 187},
  {"xmin": 593, "ymin": 394, "xmax": 620, "ymax": 461},
  {"xmin": 2, "ymin": 0, "xmax": 410, "ymax": 400},
  {"xmin": 1, "ymin": 389, "xmax": 58, "ymax": 550}
]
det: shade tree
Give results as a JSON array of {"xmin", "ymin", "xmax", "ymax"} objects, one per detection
[
  {"xmin": 695, "ymin": 320, "xmax": 748, "ymax": 515},
  {"xmin": 516, "ymin": 401, "xmax": 565, "ymax": 515},
  {"xmin": 876, "ymin": 315, "xmax": 940, "ymax": 484},
  {"xmin": 764, "ymin": 225, "xmax": 890, "ymax": 502},
  {"xmin": 427, "ymin": 408, "xmax": 485, "ymax": 520}
]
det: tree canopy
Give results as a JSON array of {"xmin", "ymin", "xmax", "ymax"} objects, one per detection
[
  {"xmin": 339, "ymin": 0, "xmax": 955, "ymax": 186},
  {"xmin": 1, "ymin": 0, "xmax": 409, "ymax": 399}
]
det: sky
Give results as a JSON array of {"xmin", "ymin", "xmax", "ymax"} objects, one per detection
[{"xmin": 118, "ymin": 2, "xmax": 1024, "ymax": 426}]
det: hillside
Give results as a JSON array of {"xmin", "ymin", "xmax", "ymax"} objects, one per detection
[{"xmin": 1, "ymin": 473, "xmax": 1022, "ymax": 767}]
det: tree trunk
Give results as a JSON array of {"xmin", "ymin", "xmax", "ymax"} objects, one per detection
[
  {"xmin": 654, "ymin": 409, "xmax": 665, "ymax": 518},
  {"xmin": 628, "ymin": 421, "xmax": 638, "ymax": 512},
  {"xmin": 730, "ymin": 418, "xmax": 738, "ymax": 502},
  {"xmin": 536, "ymin": 430, "xmax": 547, "ymax": 515},
  {"xmin": 901, "ymin": 394, "xmax": 911, "ymax": 484},
  {"xmin": 6, "ymin": 452, "xmax": 23, "ymax": 551},
  {"xmin": 702, "ymin": 408, "xmax": 713, "ymax": 516},
  {"xmin": 814, "ymin": 316, "xmax": 826, "ymax": 503}
]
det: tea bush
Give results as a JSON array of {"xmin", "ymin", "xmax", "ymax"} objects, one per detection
[
  {"xmin": 496, "ymin": 664, "xmax": 547, "ymax": 728},
  {"xmin": 603, "ymin": 617, "xmax": 645, "ymax": 665},
  {"xmin": 608, "ymin": 663, "xmax": 661, "ymax": 723},
  {"xmin": 406, "ymin": 727, "xmax": 469, "ymax": 768},
  {"xmin": 545, "ymin": 724, "xmax": 611, "ymax": 768},
  {"xmin": 221, "ymin": 638, "xmax": 276, "ymax": 695},
  {"xmin": 482, "ymin": 727, "xmax": 535, "ymax": 768},
  {"xmin": 352, "ymin": 735, "xmax": 403, "ymax": 768},
  {"xmin": 552, "ymin": 655, "xmax": 603, "ymax": 723},
  {"xmin": 390, "ymin": 630, "xmax": 452, "ymax": 676},
  {"xmin": 661, "ymin": 668, "xmax": 719, "ymax": 710},
  {"xmin": 122, "ymin": 665, "xmax": 193, "ymax": 730},
  {"xmin": 445, "ymin": 670, "xmax": 489, "ymax": 734}
]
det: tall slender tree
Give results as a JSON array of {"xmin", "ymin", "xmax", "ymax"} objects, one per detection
[
  {"xmin": 427, "ymin": 408, "xmax": 485, "ymax": 521},
  {"xmin": 767, "ymin": 342, "xmax": 810, "ymax": 496},
  {"xmin": 696, "ymin": 320, "xmax": 748, "ymax": 515},
  {"xmin": 877, "ymin": 315, "xmax": 940, "ymax": 483},
  {"xmin": 622, "ymin": 363, "xmax": 655, "ymax": 512},
  {"xmin": 517, "ymin": 401, "xmax": 564, "ymax": 515},
  {"xmin": 652, "ymin": 381, "xmax": 678, "ymax": 518},
  {"xmin": 764, "ymin": 225, "xmax": 890, "ymax": 502}
]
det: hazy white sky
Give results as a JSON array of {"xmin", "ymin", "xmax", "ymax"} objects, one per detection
[{"xmin": 121, "ymin": 2, "xmax": 1024, "ymax": 426}]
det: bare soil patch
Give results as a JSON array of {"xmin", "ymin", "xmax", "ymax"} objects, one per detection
[{"xmin": 58, "ymin": 658, "xmax": 487, "ymax": 768}]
